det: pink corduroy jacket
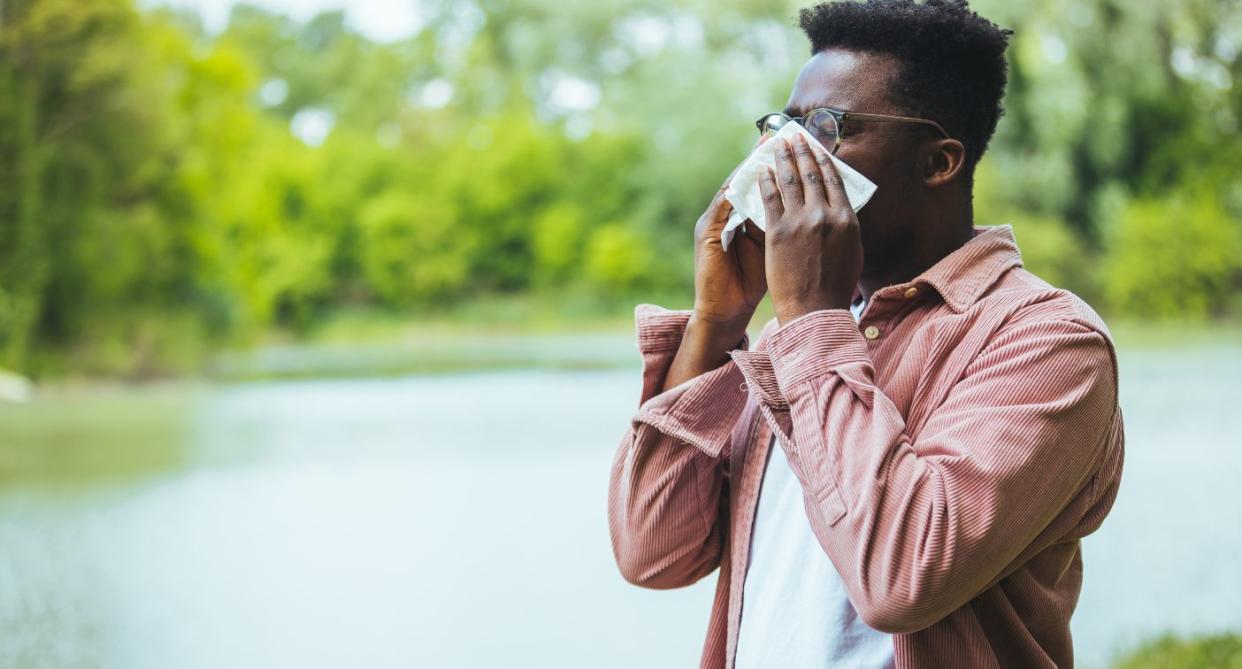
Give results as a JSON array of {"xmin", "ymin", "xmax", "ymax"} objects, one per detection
[{"xmin": 607, "ymin": 224, "xmax": 1125, "ymax": 668}]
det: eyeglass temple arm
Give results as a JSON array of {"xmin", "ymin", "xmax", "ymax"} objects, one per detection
[{"xmin": 844, "ymin": 112, "xmax": 950, "ymax": 137}]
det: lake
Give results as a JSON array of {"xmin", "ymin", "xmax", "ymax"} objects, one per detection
[{"xmin": 1, "ymin": 341, "xmax": 1239, "ymax": 668}]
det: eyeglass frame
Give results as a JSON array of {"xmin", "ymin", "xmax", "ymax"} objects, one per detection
[{"xmin": 754, "ymin": 107, "xmax": 952, "ymax": 154}]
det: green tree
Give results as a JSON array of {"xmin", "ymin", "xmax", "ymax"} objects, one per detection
[{"xmin": 1103, "ymin": 189, "xmax": 1242, "ymax": 319}]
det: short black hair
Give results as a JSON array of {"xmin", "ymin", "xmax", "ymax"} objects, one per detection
[{"xmin": 798, "ymin": 0, "xmax": 1012, "ymax": 183}]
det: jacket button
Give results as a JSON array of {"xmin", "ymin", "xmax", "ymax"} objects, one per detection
[
  {"xmin": 863, "ymin": 325, "xmax": 881, "ymax": 340},
  {"xmin": 903, "ymin": 286, "xmax": 918, "ymax": 299}
]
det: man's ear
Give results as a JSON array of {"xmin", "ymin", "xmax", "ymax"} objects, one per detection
[{"xmin": 922, "ymin": 138, "xmax": 967, "ymax": 188}]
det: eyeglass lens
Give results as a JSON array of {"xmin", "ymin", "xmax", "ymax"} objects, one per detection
[{"xmin": 759, "ymin": 111, "xmax": 840, "ymax": 147}]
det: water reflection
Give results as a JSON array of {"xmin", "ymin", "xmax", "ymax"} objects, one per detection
[{"xmin": 1, "ymin": 347, "xmax": 1240, "ymax": 668}]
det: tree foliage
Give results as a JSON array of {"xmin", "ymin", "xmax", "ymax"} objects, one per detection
[{"xmin": 0, "ymin": 0, "xmax": 1238, "ymax": 376}]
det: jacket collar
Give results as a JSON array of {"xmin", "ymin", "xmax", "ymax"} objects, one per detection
[{"xmin": 889, "ymin": 224, "xmax": 1024, "ymax": 313}]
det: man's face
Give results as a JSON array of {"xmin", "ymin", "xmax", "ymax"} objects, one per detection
[{"xmin": 782, "ymin": 48, "xmax": 927, "ymax": 279}]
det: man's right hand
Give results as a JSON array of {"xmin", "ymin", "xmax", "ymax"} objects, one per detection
[
  {"xmin": 657, "ymin": 153, "xmax": 769, "ymax": 394},
  {"xmin": 690, "ymin": 150, "xmax": 769, "ymax": 342}
]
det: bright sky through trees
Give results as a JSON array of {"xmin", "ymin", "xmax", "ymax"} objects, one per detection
[{"xmin": 145, "ymin": 0, "xmax": 423, "ymax": 41}]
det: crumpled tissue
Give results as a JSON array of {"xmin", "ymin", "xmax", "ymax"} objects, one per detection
[{"xmin": 721, "ymin": 121, "xmax": 877, "ymax": 251}]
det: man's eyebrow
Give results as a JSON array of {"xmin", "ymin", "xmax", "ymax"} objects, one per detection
[{"xmin": 783, "ymin": 103, "xmax": 838, "ymax": 116}]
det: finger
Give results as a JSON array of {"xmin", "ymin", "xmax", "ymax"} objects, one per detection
[
  {"xmin": 773, "ymin": 137, "xmax": 804, "ymax": 208},
  {"xmin": 695, "ymin": 198, "xmax": 733, "ymax": 245},
  {"xmin": 792, "ymin": 133, "xmax": 826, "ymax": 204},
  {"xmin": 708, "ymin": 196, "xmax": 733, "ymax": 223},
  {"xmin": 740, "ymin": 217, "xmax": 766, "ymax": 247},
  {"xmin": 705, "ymin": 159, "xmax": 746, "ymax": 229},
  {"xmin": 696, "ymin": 188, "xmax": 735, "ymax": 244},
  {"xmin": 758, "ymin": 165, "xmax": 785, "ymax": 227},
  {"xmin": 811, "ymin": 140, "xmax": 850, "ymax": 209}
]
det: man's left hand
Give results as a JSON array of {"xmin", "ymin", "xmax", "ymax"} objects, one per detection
[{"xmin": 758, "ymin": 133, "xmax": 863, "ymax": 326}]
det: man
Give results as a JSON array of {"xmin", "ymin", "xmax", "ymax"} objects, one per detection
[{"xmin": 606, "ymin": 1, "xmax": 1125, "ymax": 667}]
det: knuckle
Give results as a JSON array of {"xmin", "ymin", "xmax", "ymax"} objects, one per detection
[
  {"xmin": 781, "ymin": 174, "xmax": 800, "ymax": 187},
  {"xmin": 803, "ymin": 170, "xmax": 819, "ymax": 182}
]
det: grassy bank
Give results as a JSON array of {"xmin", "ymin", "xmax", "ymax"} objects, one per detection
[
  {"xmin": 216, "ymin": 293, "xmax": 1240, "ymax": 381},
  {"xmin": 15, "ymin": 291, "xmax": 1242, "ymax": 383},
  {"xmin": 0, "ymin": 382, "xmax": 197, "ymax": 483},
  {"xmin": 294, "ymin": 292, "xmax": 1242, "ymax": 351},
  {"xmin": 1112, "ymin": 632, "xmax": 1242, "ymax": 668}
]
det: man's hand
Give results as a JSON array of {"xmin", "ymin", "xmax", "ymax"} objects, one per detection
[
  {"xmin": 690, "ymin": 139, "xmax": 769, "ymax": 340},
  {"xmin": 759, "ymin": 133, "xmax": 863, "ymax": 325},
  {"xmin": 656, "ymin": 146, "xmax": 769, "ymax": 393}
]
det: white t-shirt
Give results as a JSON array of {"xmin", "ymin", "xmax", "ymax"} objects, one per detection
[{"xmin": 734, "ymin": 301, "xmax": 894, "ymax": 669}]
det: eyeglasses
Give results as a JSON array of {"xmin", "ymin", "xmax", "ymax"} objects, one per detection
[{"xmin": 754, "ymin": 107, "xmax": 951, "ymax": 154}]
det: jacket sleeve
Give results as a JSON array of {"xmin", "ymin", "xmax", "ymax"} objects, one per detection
[
  {"xmin": 607, "ymin": 303, "xmax": 751, "ymax": 589},
  {"xmin": 728, "ymin": 308, "xmax": 1120, "ymax": 631}
]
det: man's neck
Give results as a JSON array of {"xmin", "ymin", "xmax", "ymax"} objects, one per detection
[{"xmin": 858, "ymin": 217, "xmax": 974, "ymax": 303}]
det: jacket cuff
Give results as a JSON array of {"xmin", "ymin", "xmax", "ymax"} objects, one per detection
[
  {"xmin": 728, "ymin": 309, "xmax": 869, "ymax": 408},
  {"xmin": 727, "ymin": 349, "xmax": 785, "ymax": 409},
  {"xmin": 634, "ymin": 358, "xmax": 749, "ymax": 459},
  {"xmin": 635, "ymin": 303, "xmax": 693, "ymax": 354},
  {"xmin": 632, "ymin": 303, "xmax": 751, "ymax": 459},
  {"xmin": 766, "ymin": 309, "xmax": 870, "ymax": 393}
]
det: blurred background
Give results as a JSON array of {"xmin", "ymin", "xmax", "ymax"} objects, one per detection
[{"xmin": 0, "ymin": 0, "xmax": 1239, "ymax": 667}]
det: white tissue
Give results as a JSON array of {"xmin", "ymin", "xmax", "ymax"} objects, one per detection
[{"xmin": 721, "ymin": 121, "xmax": 877, "ymax": 251}]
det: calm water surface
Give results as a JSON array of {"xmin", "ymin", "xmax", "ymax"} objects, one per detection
[{"xmin": 1, "ymin": 345, "xmax": 1239, "ymax": 668}]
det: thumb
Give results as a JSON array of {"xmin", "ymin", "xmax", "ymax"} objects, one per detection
[{"xmin": 696, "ymin": 195, "xmax": 734, "ymax": 242}]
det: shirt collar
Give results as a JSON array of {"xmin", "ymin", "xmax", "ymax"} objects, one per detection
[
  {"xmin": 854, "ymin": 224, "xmax": 1021, "ymax": 313},
  {"xmin": 911, "ymin": 224, "xmax": 1023, "ymax": 313}
]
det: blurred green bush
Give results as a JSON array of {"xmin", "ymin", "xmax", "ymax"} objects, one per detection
[
  {"xmin": 1, "ymin": 0, "xmax": 1239, "ymax": 377},
  {"xmin": 1103, "ymin": 190, "xmax": 1242, "ymax": 319},
  {"xmin": 1113, "ymin": 633, "xmax": 1242, "ymax": 669}
]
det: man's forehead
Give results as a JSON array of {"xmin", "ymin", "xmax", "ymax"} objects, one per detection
[{"xmin": 783, "ymin": 48, "xmax": 901, "ymax": 115}]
